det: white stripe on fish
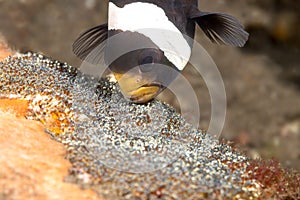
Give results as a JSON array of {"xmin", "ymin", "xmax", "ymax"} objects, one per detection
[{"xmin": 108, "ymin": 2, "xmax": 191, "ymax": 71}]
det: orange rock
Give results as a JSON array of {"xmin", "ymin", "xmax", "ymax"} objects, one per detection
[
  {"xmin": 0, "ymin": 99, "xmax": 29, "ymax": 117},
  {"xmin": 0, "ymin": 111, "xmax": 102, "ymax": 200},
  {"xmin": 0, "ymin": 34, "xmax": 12, "ymax": 60},
  {"xmin": 0, "ymin": 39, "xmax": 101, "ymax": 198}
]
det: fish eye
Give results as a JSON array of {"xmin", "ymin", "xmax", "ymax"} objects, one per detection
[
  {"xmin": 138, "ymin": 49, "xmax": 161, "ymax": 72},
  {"xmin": 141, "ymin": 56, "xmax": 155, "ymax": 65}
]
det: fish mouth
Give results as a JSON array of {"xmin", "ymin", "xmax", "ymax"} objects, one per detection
[
  {"xmin": 127, "ymin": 83, "xmax": 163, "ymax": 103},
  {"xmin": 111, "ymin": 72, "xmax": 163, "ymax": 103}
]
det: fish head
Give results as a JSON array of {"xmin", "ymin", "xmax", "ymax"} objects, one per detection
[{"xmin": 109, "ymin": 47, "xmax": 179, "ymax": 103}]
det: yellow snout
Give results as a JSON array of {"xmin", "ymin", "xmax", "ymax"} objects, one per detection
[
  {"xmin": 127, "ymin": 85, "xmax": 161, "ymax": 103},
  {"xmin": 113, "ymin": 73, "xmax": 162, "ymax": 103}
]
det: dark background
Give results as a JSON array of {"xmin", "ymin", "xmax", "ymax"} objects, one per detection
[{"xmin": 0, "ymin": 0, "xmax": 299, "ymax": 170}]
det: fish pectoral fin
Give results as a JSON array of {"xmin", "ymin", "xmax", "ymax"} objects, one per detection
[
  {"xmin": 72, "ymin": 23, "xmax": 108, "ymax": 61},
  {"xmin": 189, "ymin": 10, "xmax": 249, "ymax": 47}
]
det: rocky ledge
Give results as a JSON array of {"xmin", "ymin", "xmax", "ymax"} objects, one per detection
[{"xmin": 0, "ymin": 42, "xmax": 299, "ymax": 199}]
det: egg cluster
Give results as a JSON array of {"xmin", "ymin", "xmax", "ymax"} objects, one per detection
[
  {"xmin": 0, "ymin": 52, "xmax": 77, "ymax": 135},
  {"xmin": 0, "ymin": 53, "xmax": 261, "ymax": 199}
]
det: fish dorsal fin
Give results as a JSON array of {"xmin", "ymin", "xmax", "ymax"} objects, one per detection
[
  {"xmin": 189, "ymin": 9, "xmax": 249, "ymax": 47},
  {"xmin": 72, "ymin": 23, "xmax": 108, "ymax": 60}
]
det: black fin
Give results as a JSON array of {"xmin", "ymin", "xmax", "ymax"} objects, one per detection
[
  {"xmin": 189, "ymin": 11, "xmax": 249, "ymax": 47},
  {"xmin": 72, "ymin": 23, "xmax": 108, "ymax": 60}
]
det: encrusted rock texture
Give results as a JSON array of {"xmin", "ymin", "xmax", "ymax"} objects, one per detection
[
  {"xmin": 0, "ymin": 42, "xmax": 101, "ymax": 200},
  {"xmin": 0, "ymin": 110, "xmax": 101, "ymax": 200},
  {"xmin": 0, "ymin": 41, "xmax": 299, "ymax": 199}
]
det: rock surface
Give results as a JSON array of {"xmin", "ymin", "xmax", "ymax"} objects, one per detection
[
  {"xmin": 0, "ymin": 40, "xmax": 299, "ymax": 199},
  {"xmin": 0, "ymin": 110, "xmax": 101, "ymax": 200},
  {"xmin": 0, "ymin": 40, "xmax": 101, "ymax": 200},
  {"xmin": 0, "ymin": 50, "xmax": 261, "ymax": 199}
]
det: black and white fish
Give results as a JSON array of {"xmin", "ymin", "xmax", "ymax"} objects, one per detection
[{"xmin": 73, "ymin": 0, "xmax": 249, "ymax": 103}]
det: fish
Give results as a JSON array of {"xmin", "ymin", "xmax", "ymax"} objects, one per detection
[{"xmin": 73, "ymin": 0, "xmax": 249, "ymax": 103}]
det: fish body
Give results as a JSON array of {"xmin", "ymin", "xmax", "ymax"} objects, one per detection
[{"xmin": 73, "ymin": 0, "xmax": 248, "ymax": 103}]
